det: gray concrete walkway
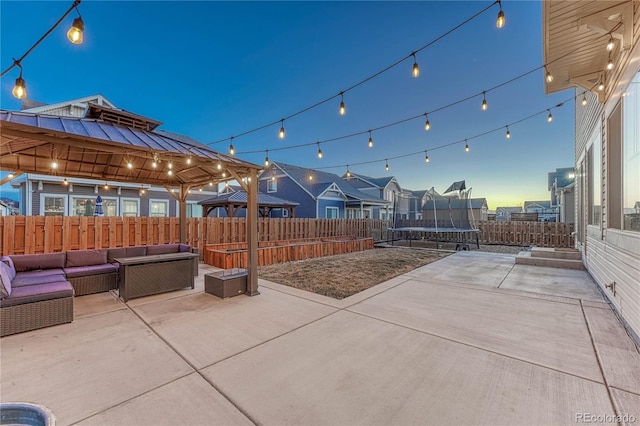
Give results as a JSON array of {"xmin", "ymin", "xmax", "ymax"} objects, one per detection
[{"xmin": 1, "ymin": 251, "xmax": 639, "ymax": 425}]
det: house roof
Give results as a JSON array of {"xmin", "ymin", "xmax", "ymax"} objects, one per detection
[
  {"xmin": 345, "ymin": 173, "xmax": 396, "ymax": 189},
  {"xmin": 423, "ymin": 198, "xmax": 488, "ymax": 210},
  {"xmin": 548, "ymin": 167, "xmax": 575, "ymax": 190},
  {"xmin": 269, "ymin": 163, "xmax": 388, "ymax": 205},
  {"xmin": 524, "ymin": 200, "xmax": 552, "ymax": 209},
  {"xmin": 20, "ymin": 94, "xmax": 118, "ymax": 114},
  {"xmin": 198, "ymin": 191, "xmax": 298, "ymax": 207},
  {"xmin": 496, "ymin": 206, "xmax": 523, "ymax": 213}
]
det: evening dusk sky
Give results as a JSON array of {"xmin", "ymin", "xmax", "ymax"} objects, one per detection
[{"xmin": 0, "ymin": 1, "xmax": 576, "ymax": 209}]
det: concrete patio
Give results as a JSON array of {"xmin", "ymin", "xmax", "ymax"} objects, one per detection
[{"xmin": 1, "ymin": 250, "xmax": 639, "ymax": 425}]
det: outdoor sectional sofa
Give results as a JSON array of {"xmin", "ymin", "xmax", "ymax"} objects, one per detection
[{"xmin": 0, "ymin": 244, "xmax": 198, "ymax": 337}]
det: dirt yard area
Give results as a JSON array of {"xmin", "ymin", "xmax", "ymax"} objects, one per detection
[{"xmin": 258, "ymin": 247, "xmax": 449, "ymax": 299}]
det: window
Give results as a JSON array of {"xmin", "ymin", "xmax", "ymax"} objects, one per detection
[
  {"xmin": 71, "ymin": 196, "xmax": 117, "ymax": 217},
  {"xmin": 186, "ymin": 203, "xmax": 203, "ymax": 218},
  {"xmin": 281, "ymin": 208, "xmax": 289, "ymax": 218},
  {"xmin": 121, "ymin": 198, "xmax": 140, "ymax": 217},
  {"xmin": 326, "ymin": 206, "xmax": 339, "ymax": 219},
  {"xmin": 150, "ymin": 200, "xmax": 169, "ymax": 217},
  {"xmin": 623, "ymin": 72, "xmax": 640, "ymax": 232},
  {"xmin": 346, "ymin": 209, "xmax": 359, "ymax": 219},
  {"xmin": 41, "ymin": 194, "xmax": 66, "ymax": 216},
  {"xmin": 588, "ymin": 131, "xmax": 601, "ymax": 226},
  {"xmin": 267, "ymin": 179, "xmax": 277, "ymax": 193}
]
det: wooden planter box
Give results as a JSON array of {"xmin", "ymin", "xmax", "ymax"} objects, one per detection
[{"xmin": 204, "ymin": 270, "xmax": 247, "ymax": 298}]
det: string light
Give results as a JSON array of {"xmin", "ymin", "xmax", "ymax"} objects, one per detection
[
  {"xmin": 545, "ymin": 66, "xmax": 554, "ymax": 83},
  {"xmin": 368, "ymin": 131, "xmax": 374, "ymax": 148},
  {"xmin": 104, "ymin": 182, "xmax": 109, "ymax": 190},
  {"xmin": 411, "ymin": 53, "xmax": 420, "ymax": 78},
  {"xmin": 217, "ymin": 161, "xmax": 222, "ymax": 170},
  {"xmin": 63, "ymin": 177, "xmax": 69, "ymax": 186},
  {"xmin": 209, "ymin": 181, "xmax": 214, "ymax": 186},
  {"xmin": 51, "ymin": 160, "xmax": 59, "ymax": 170},
  {"xmin": 481, "ymin": 91, "xmax": 488, "ymax": 111},
  {"xmin": 465, "ymin": 140, "xmax": 470, "ymax": 152},
  {"xmin": 308, "ymin": 173, "xmax": 313, "ymax": 181},
  {"xmin": 346, "ymin": 165, "xmax": 351, "ymax": 177},
  {"xmin": 151, "ymin": 153, "xmax": 158, "ymax": 169},
  {"xmin": 606, "ymin": 35, "xmax": 615, "ymax": 52},
  {"xmin": 222, "ymin": 171, "xmax": 227, "ymax": 178},
  {"xmin": 127, "ymin": 161, "xmax": 133, "ymax": 170},
  {"xmin": 12, "ymin": 65, "xmax": 26, "ymax": 99},
  {"xmin": 581, "ymin": 95, "xmax": 587, "ymax": 106},
  {"xmin": 317, "ymin": 142, "xmax": 323, "ymax": 159},
  {"xmin": 67, "ymin": 5, "xmax": 84, "ymax": 45},
  {"xmin": 598, "ymin": 80, "xmax": 605, "ymax": 91},
  {"xmin": 264, "ymin": 150, "xmax": 269, "ymax": 167},
  {"xmin": 505, "ymin": 126, "xmax": 511, "ymax": 139},
  {"xmin": 186, "ymin": 155, "xmax": 192, "ymax": 165},
  {"xmin": 385, "ymin": 159, "xmax": 389, "ymax": 172},
  {"xmin": 199, "ymin": 187, "xmax": 202, "ymax": 192},
  {"xmin": 229, "ymin": 137, "xmax": 235, "ymax": 156},
  {"xmin": 168, "ymin": 170, "xmax": 173, "ymax": 176},
  {"xmin": 279, "ymin": 119, "xmax": 285, "ymax": 139},
  {"xmin": 140, "ymin": 187, "xmax": 146, "ymax": 194},
  {"xmin": 168, "ymin": 161, "xmax": 173, "ymax": 170},
  {"xmin": 606, "ymin": 54, "xmax": 614, "ymax": 70},
  {"xmin": 424, "ymin": 151, "xmax": 430, "ymax": 163},
  {"xmin": 547, "ymin": 109, "xmax": 553, "ymax": 122},
  {"xmin": 8, "ymin": 172, "xmax": 15, "ymax": 178},
  {"xmin": 271, "ymin": 170, "xmax": 276, "ymax": 181},
  {"xmin": 424, "ymin": 114, "xmax": 431, "ymax": 131},
  {"xmin": 339, "ymin": 92, "xmax": 346, "ymax": 116},
  {"xmin": 496, "ymin": 0, "xmax": 505, "ymax": 28}
]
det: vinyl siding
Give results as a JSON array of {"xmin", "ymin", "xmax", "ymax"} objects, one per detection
[{"xmin": 258, "ymin": 176, "xmax": 316, "ymax": 217}]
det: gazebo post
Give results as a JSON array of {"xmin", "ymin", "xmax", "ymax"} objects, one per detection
[
  {"xmin": 179, "ymin": 184, "xmax": 188, "ymax": 244},
  {"xmin": 246, "ymin": 171, "xmax": 259, "ymax": 296}
]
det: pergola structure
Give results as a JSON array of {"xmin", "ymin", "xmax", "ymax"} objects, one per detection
[
  {"xmin": 0, "ymin": 109, "xmax": 263, "ymax": 295},
  {"xmin": 199, "ymin": 190, "xmax": 298, "ymax": 218}
]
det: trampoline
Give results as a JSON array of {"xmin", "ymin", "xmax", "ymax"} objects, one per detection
[{"xmin": 388, "ymin": 182, "xmax": 480, "ymax": 250}]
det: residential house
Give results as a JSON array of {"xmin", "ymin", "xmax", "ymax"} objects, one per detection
[
  {"xmin": 495, "ymin": 206, "xmax": 523, "ymax": 221},
  {"xmin": 259, "ymin": 163, "xmax": 388, "ymax": 219},
  {"xmin": 342, "ymin": 173, "xmax": 411, "ymax": 220},
  {"xmin": 548, "ymin": 167, "xmax": 576, "ymax": 223},
  {"xmin": 0, "ymin": 200, "xmax": 11, "ymax": 216},
  {"xmin": 8, "ymin": 95, "xmax": 217, "ymax": 217},
  {"xmin": 543, "ymin": 1, "xmax": 640, "ymax": 339},
  {"xmin": 406, "ymin": 190, "xmax": 429, "ymax": 220},
  {"xmin": 523, "ymin": 200, "xmax": 557, "ymax": 222}
]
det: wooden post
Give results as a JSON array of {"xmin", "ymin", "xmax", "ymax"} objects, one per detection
[{"xmin": 246, "ymin": 171, "xmax": 259, "ymax": 296}]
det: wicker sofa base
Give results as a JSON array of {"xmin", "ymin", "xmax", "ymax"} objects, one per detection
[
  {"xmin": 1, "ymin": 297, "xmax": 74, "ymax": 337},
  {"xmin": 69, "ymin": 273, "xmax": 118, "ymax": 296}
]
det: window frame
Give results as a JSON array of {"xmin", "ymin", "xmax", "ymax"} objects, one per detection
[
  {"xmin": 120, "ymin": 197, "xmax": 140, "ymax": 217},
  {"xmin": 40, "ymin": 194, "xmax": 67, "ymax": 216},
  {"xmin": 149, "ymin": 199, "xmax": 169, "ymax": 217},
  {"xmin": 325, "ymin": 206, "xmax": 339, "ymax": 219},
  {"xmin": 267, "ymin": 179, "xmax": 277, "ymax": 193}
]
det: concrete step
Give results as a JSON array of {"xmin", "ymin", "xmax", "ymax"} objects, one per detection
[
  {"xmin": 530, "ymin": 247, "xmax": 582, "ymax": 261},
  {"xmin": 516, "ymin": 251, "xmax": 585, "ymax": 270}
]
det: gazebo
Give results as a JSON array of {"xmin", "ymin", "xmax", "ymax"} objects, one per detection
[
  {"xmin": 198, "ymin": 190, "xmax": 298, "ymax": 218},
  {"xmin": 0, "ymin": 109, "xmax": 263, "ymax": 295}
]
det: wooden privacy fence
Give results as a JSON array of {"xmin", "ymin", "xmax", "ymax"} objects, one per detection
[{"xmin": 0, "ymin": 216, "xmax": 573, "ymax": 256}]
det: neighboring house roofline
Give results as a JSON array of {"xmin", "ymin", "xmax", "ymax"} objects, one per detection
[
  {"xmin": 317, "ymin": 182, "xmax": 347, "ymax": 200},
  {"xmin": 20, "ymin": 94, "xmax": 118, "ymax": 114},
  {"xmin": 262, "ymin": 163, "xmax": 317, "ymax": 200}
]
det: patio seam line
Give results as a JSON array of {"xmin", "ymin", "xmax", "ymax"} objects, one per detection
[
  {"xmin": 67, "ymin": 372, "xmax": 195, "ymax": 426},
  {"xmin": 579, "ymin": 299, "xmax": 620, "ymax": 417},
  {"xmin": 121, "ymin": 300, "xmax": 259, "ymax": 426},
  {"xmin": 406, "ymin": 275, "xmax": 590, "ymax": 307},
  {"xmin": 345, "ymin": 308, "xmax": 608, "ymax": 387},
  {"xmin": 610, "ymin": 386, "xmax": 640, "ymax": 398},
  {"xmin": 197, "ymin": 308, "xmax": 342, "ymax": 371},
  {"xmin": 496, "ymin": 263, "xmax": 515, "ymax": 288}
]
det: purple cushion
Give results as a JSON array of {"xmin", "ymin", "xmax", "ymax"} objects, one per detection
[
  {"xmin": 12, "ymin": 272, "xmax": 66, "ymax": 288},
  {"xmin": 125, "ymin": 246, "xmax": 146, "ymax": 257},
  {"xmin": 65, "ymin": 250, "xmax": 107, "ymax": 267},
  {"xmin": 15, "ymin": 269, "xmax": 65, "ymax": 278},
  {"xmin": 63, "ymin": 263, "xmax": 118, "ymax": 278},
  {"xmin": 0, "ymin": 281, "xmax": 73, "ymax": 308},
  {"xmin": 0, "ymin": 262, "xmax": 12, "ymax": 299},
  {"xmin": 10, "ymin": 253, "xmax": 66, "ymax": 272},
  {"xmin": 179, "ymin": 244, "xmax": 192, "ymax": 253},
  {"xmin": 146, "ymin": 244, "xmax": 180, "ymax": 255},
  {"xmin": 1, "ymin": 256, "xmax": 16, "ymax": 281},
  {"xmin": 107, "ymin": 248, "xmax": 128, "ymax": 263}
]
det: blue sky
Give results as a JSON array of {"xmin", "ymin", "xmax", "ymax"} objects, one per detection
[{"xmin": 0, "ymin": 1, "xmax": 575, "ymax": 209}]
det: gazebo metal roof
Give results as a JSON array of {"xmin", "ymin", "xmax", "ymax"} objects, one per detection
[{"xmin": 198, "ymin": 190, "xmax": 298, "ymax": 218}]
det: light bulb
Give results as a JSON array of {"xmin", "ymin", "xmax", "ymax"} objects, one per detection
[
  {"xmin": 104, "ymin": 183, "xmax": 109, "ymax": 190},
  {"xmin": 547, "ymin": 111, "xmax": 553, "ymax": 122},
  {"xmin": 8, "ymin": 172, "xmax": 15, "ymax": 178},
  {"xmin": 412, "ymin": 54, "xmax": 420, "ymax": 78},
  {"xmin": 598, "ymin": 81, "xmax": 605, "ymax": 91},
  {"xmin": 606, "ymin": 36, "xmax": 615, "ymax": 52},
  {"xmin": 51, "ymin": 160, "xmax": 58, "ymax": 170},
  {"xmin": 140, "ymin": 188, "xmax": 146, "ymax": 194},
  {"xmin": 481, "ymin": 97, "xmax": 488, "ymax": 111},
  {"xmin": 581, "ymin": 96, "xmax": 587, "ymax": 106},
  {"xmin": 209, "ymin": 181, "xmax": 214, "ymax": 186},
  {"xmin": 308, "ymin": 174, "xmax": 313, "ymax": 181},
  {"xmin": 217, "ymin": 162, "xmax": 222, "ymax": 170},
  {"xmin": 168, "ymin": 162, "xmax": 173, "ymax": 170},
  {"xmin": 496, "ymin": 9, "xmax": 505, "ymax": 28},
  {"xmin": 506, "ymin": 128, "xmax": 511, "ymax": 139},
  {"xmin": 187, "ymin": 157, "xmax": 192, "ymax": 165},
  {"xmin": 424, "ymin": 117, "xmax": 431, "ymax": 131},
  {"xmin": 606, "ymin": 57, "xmax": 614, "ymax": 70},
  {"xmin": 229, "ymin": 144, "xmax": 235, "ymax": 156},
  {"xmin": 279, "ymin": 120, "xmax": 285, "ymax": 139},
  {"xmin": 63, "ymin": 178, "xmax": 69, "ymax": 186},
  {"xmin": 168, "ymin": 170, "xmax": 173, "ymax": 176},
  {"xmin": 465, "ymin": 142, "xmax": 470, "ymax": 152},
  {"xmin": 12, "ymin": 76, "xmax": 26, "ymax": 99},
  {"xmin": 264, "ymin": 154, "xmax": 269, "ymax": 167},
  {"xmin": 67, "ymin": 17, "xmax": 84, "ymax": 44},
  {"xmin": 346, "ymin": 167, "xmax": 351, "ymax": 177},
  {"xmin": 199, "ymin": 187, "xmax": 202, "ymax": 192},
  {"xmin": 368, "ymin": 131, "xmax": 373, "ymax": 148},
  {"xmin": 385, "ymin": 160, "xmax": 389, "ymax": 172},
  {"xmin": 545, "ymin": 70, "xmax": 554, "ymax": 83},
  {"xmin": 339, "ymin": 93, "xmax": 346, "ymax": 116},
  {"xmin": 317, "ymin": 148, "xmax": 323, "ymax": 159},
  {"xmin": 152, "ymin": 161, "xmax": 157, "ymax": 168},
  {"xmin": 222, "ymin": 172, "xmax": 227, "ymax": 178},
  {"xmin": 271, "ymin": 174, "xmax": 276, "ymax": 181},
  {"xmin": 425, "ymin": 152, "xmax": 430, "ymax": 163},
  {"xmin": 127, "ymin": 162, "xmax": 133, "ymax": 169}
]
